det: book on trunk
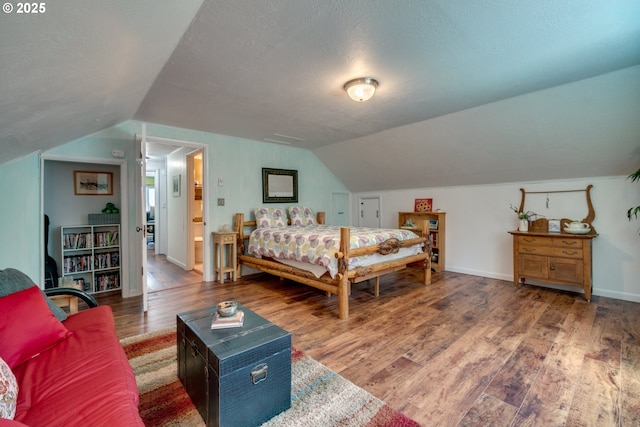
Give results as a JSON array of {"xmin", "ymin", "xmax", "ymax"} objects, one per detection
[{"xmin": 211, "ymin": 310, "xmax": 244, "ymax": 329}]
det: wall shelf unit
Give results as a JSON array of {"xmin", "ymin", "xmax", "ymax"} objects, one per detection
[
  {"xmin": 398, "ymin": 211, "xmax": 446, "ymax": 272},
  {"xmin": 60, "ymin": 224, "xmax": 120, "ymax": 294}
]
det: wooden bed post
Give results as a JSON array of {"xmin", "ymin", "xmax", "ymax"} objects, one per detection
[
  {"xmin": 234, "ymin": 213, "xmax": 244, "ymax": 279},
  {"xmin": 338, "ymin": 227, "xmax": 350, "ymax": 320}
]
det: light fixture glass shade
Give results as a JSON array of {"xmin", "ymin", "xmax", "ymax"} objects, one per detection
[{"xmin": 344, "ymin": 77, "xmax": 378, "ymax": 102}]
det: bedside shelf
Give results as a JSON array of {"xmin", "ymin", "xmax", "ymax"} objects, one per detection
[{"xmin": 398, "ymin": 211, "xmax": 446, "ymax": 272}]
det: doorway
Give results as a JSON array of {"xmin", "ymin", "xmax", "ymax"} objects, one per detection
[
  {"xmin": 187, "ymin": 149, "xmax": 204, "ymax": 274},
  {"xmin": 40, "ymin": 156, "xmax": 131, "ymax": 297},
  {"xmin": 144, "ymin": 138, "xmax": 209, "ymax": 293}
]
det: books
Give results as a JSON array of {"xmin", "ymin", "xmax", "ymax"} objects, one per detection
[{"xmin": 211, "ymin": 310, "xmax": 244, "ymax": 329}]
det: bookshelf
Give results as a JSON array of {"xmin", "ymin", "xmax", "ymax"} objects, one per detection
[
  {"xmin": 398, "ymin": 211, "xmax": 446, "ymax": 272},
  {"xmin": 60, "ymin": 224, "xmax": 120, "ymax": 294}
]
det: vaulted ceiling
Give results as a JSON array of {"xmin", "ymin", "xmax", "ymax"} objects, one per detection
[{"xmin": 2, "ymin": 1, "xmax": 639, "ymax": 191}]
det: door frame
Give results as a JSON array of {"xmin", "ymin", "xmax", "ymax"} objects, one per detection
[
  {"xmin": 144, "ymin": 135, "xmax": 211, "ymax": 282},
  {"xmin": 40, "ymin": 154, "xmax": 131, "ymax": 297}
]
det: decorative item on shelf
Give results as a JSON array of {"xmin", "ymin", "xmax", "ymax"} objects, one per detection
[
  {"xmin": 216, "ymin": 300, "xmax": 237, "ymax": 317},
  {"xmin": 101, "ymin": 202, "xmax": 119, "ymax": 214},
  {"xmin": 401, "ymin": 217, "xmax": 416, "ymax": 229},
  {"xmin": 548, "ymin": 219, "xmax": 561, "ymax": 233},
  {"xmin": 510, "ymin": 204, "xmax": 541, "ymax": 232},
  {"xmin": 563, "ymin": 221, "xmax": 592, "ymax": 235},
  {"xmin": 414, "ymin": 198, "xmax": 433, "ymax": 212}
]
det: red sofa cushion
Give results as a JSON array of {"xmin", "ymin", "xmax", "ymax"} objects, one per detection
[
  {"xmin": 0, "ymin": 287, "xmax": 68, "ymax": 369},
  {"xmin": 12, "ymin": 306, "xmax": 143, "ymax": 427}
]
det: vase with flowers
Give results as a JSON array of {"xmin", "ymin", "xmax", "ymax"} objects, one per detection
[{"xmin": 510, "ymin": 204, "xmax": 540, "ymax": 232}]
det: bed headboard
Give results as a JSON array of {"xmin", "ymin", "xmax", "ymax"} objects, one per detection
[{"xmin": 234, "ymin": 210, "xmax": 325, "ymax": 241}]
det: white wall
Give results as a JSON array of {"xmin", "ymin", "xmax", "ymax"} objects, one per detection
[
  {"xmin": 166, "ymin": 148, "xmax": 188, "ymax": 268},
  {"xmin": 146, "ymin": 158, "xmax": 168, "ymax": 255},
  {"xmin": 353, "ymin": 175, "xmax": 640, "ymax": 302},
  {"xmin": 0, "ymin": 153, "xmax": 41, "ymax": 278}
]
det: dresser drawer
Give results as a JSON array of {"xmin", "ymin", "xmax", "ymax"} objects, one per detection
[
  {"xmin": 551, "ymin": 237, "xmax": 582, "ymax": 249},
  {"xmin": 518, "ymin": 235, "xmax": 583, "ymax": 248},
  {"xmin": 518, "ymin": 236, "xmax": 544, "ymax": 246},
  {"xmin": 519, "ymin": 245, "xmax": 583, "ymax": 259},
  {"xmin": 221, "ymin": 235, "xmax": 235, "ymax": 243}
]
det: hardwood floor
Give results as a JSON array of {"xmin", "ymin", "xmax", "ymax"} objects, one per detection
[
  {"xmin": 97, "ymin": 270, "xmax": 640, "ymax": 426},
  {"xmin": 146, "ymin": 249, "xmax": 202, "ymax": 292}
]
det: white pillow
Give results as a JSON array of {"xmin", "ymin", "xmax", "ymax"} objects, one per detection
[
  {"xmin": 0, "ymin": 357, "xmax": 18, "ymax": 419},
  {"xmin": 288, "ymin": 206, "xmax": 317, "ymax": 226},
  {"xmin": 253, "ymin": 208, "xmax": 287, "ymax": 228}
]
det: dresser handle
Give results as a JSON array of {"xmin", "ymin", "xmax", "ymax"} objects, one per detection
[
  {"xmin": 561, "ymin": 240, "xmax": 578, "ymax": 246},
  {"xmin": 523, "ymin": 238, "xmax": 535, "ymax": 243},
  {"xmin": 522, "ymin": 248, "xmax": 536, "ymax": 252},
  {"xmin": 550, "ymin": 264, "xmax": 555, "ymax": 271},
  {"xmin": 562, "ymin": 251, "xmax": 578, "ymax": 256}
]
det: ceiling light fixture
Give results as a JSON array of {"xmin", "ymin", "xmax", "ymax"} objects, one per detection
[{"xmin": 344, "ymin": 77, "xmax": 379, "ymax": 102}]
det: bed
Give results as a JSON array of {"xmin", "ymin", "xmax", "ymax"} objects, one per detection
[{"xmin": 233, "ymin": 207, "xmax": 432, "ymax": 320}]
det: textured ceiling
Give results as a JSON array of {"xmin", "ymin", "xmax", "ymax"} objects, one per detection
[
  {"xmin": 1, "ymin": 1, "xmax": 639, "ymax": 190},
  {"xmin": 135, "ymin": 0, "xmax": 640, "ymax": 150},
  {"xmin": 0, "ymin": 0, "xmax": 204, "ymax": 164}
]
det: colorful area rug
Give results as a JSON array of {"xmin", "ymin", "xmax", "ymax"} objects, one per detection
[{"xmin": 121, "ymin": 328, "xmax": 420, "ymax": 427}]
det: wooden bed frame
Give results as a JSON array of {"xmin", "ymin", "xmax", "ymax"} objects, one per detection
[{"xmin": 234, "ymin": 211, "xmax": 432, "ymax": 320}]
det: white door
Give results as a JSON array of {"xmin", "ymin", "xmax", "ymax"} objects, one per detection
[
  {"xmin": 359, "ymin": 197, "xmax": 381, "ymax": 227},
  {"xmin": 137, "ymin": 126, "xmax": 148, "ymax": 311},
  {"xmin": 331, "ymin": 192, "xmax": 350, "ymax": 226}
]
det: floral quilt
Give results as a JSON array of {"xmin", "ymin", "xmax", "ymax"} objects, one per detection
[{"xmin": 247, "ymin": 225, "xmax": 421, "ymax": 278}]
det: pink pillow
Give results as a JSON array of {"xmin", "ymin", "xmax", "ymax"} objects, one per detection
[{"xmin": 0, "ymin": 287, "xmax": 69, "ymax": 369}]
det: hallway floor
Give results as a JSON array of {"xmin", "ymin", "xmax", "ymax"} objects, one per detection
[{"xmin": 146, "ymin": 249, "xmax": 203, "ymax": 292}]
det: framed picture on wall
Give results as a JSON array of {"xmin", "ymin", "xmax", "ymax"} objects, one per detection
[
  {"xmin": 74, "ymin": 171, "xmax": 113, "ymax": 195},
  {"xmin": 172, "ymin": 175, "xmax": 181, "ymax": 197},
  {"xmin": 262, "ymin": 168, "xmax": 298, "ymax": 203},
  {"xmin": 414, "ymin": 198, "xmax": 432, "ymax": 212}
]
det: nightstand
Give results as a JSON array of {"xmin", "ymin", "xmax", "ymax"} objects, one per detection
[{"xmin": 212, "ymin": 231, "xmax": 238, "ymax": 283}]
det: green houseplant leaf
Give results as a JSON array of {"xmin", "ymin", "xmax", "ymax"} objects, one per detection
[{"xmin": 628, "ymin": 167, "xmax": 640, "ymax": 221}]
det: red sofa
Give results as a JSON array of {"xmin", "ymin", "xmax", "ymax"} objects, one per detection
[{"xmin": 0, "ymin": 270, "xmax": 143, "ymax": 427}]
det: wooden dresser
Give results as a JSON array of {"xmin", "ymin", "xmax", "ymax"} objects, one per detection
[{"xmin": 509, "ymin": 230, "xmax": 596, "ymax": 301}]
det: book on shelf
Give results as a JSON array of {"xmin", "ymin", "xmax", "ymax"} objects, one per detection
[{"xmin": 211, "ymin": 310, "xmax": 244, "ymax": 329}]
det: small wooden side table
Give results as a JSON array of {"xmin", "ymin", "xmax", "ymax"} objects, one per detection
[
  {"xmin": 213, "ymin": 231, "xmax": 238, "ymax": 283},
  {"xmin": 50, "ymin": 294, "xmax": 79, "ymax": 314}
]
